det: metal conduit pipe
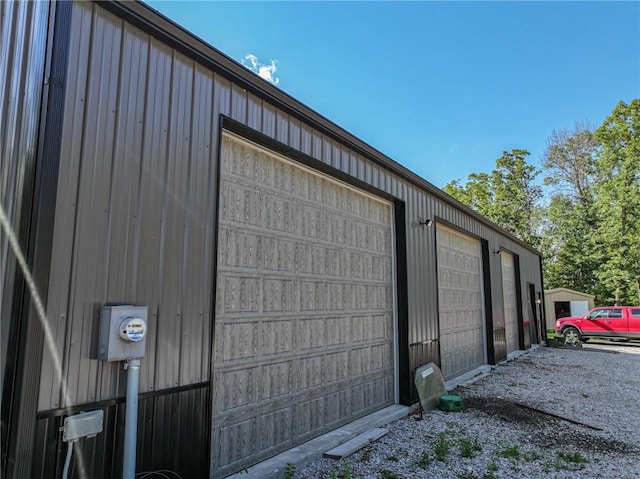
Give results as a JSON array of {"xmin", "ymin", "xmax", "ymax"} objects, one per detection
[{"xmin": 123, "ymin": 358, "xmax": 141, "ymax": 479}]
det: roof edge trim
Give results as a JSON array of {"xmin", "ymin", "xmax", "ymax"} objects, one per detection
[{"xmin": 96, "ymin": 0, "xmax": 541, "ymax": 255}]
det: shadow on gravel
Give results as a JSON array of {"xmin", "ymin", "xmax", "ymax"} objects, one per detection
[{"xmin": 464, "ymin": 396, "xmax": 637, "ymax": 454}]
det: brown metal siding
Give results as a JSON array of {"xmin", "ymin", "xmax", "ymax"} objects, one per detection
[
  {"xmin": 37, "ymin": 0, "xmax": 543, "ymax": 412},
  {"xmin": 39, "ymin": 3, "xmax": 216, "ymax": 410},
  {"xmin": 0, "ymin": 2, "xmax": 548, "ymax": 477},
  {"xmin": 3, "ymin": 2, "xmax": 74, "ymax": 476},
  {"xmin": 0, "ymin": 0, "xmax": 49, "ymax": 387},
  {"xmin": 33, "ymin": 386, "xmax": 210, "ymax": 479},
  {"xmin": 1, "ymin": 4, "xmax": 52, "ymax": 475}
]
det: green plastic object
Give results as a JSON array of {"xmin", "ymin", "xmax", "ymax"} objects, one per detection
[{"xmin": 439, "ymin": 394, "xmax": 465, "ymax": 412}]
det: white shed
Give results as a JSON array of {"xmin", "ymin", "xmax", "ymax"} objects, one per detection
[{"xmin": 544, "ymin": 288, "xmax": 596, "ymax": 331}]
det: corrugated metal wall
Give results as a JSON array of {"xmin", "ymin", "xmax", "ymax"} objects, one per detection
[
  {"xmin": 0, "ymin": 2, "xmax": 549, "ymax": 478},
  {"xmin": 0, "ymin": 0, "xmax": 50, "ymax": 406},
  {"xmin": 38, "ymin": 2, "xmax": 215, "ymax": 410},
  {"xmin": 33, "ymin": 385, "xmax": 209, "ymax": 479},
  {"xmin": 36, "ymin": 0, "xmax": 544, "ymax": 411}
]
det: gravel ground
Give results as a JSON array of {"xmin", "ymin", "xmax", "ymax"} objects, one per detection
[{"xmin": 294, "ymin": 342, "xmax": 640, "ymax": 479}]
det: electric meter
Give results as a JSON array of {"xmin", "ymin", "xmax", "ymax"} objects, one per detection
[
  {"xmin": 97, "ymin": 306, "xmax": 148, "ymax": 361},
  {"xmin": 119, "ymin": 317, "xmax": 147, "ymax": 342}
]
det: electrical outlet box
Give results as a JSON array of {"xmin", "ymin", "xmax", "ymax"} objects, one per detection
[
  {"xmin": 97, "ymin": 305, "xmax": 148, "ymax": 361},
  {"xmin": 63, "ymin": 410, "xmax": 104, "ymax": 442}
]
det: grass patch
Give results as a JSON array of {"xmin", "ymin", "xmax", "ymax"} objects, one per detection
[
  {"xmin": 557, "ymin": 451, "xmax": 588, "ymax": 470},
  {"xmin": 482, "ymin": 461, "xmax": 499, "ymax": 479},
  {"xmin": 522, "ymin": 450, "xmax": 543, "ymax": 462},
  {"xmin": 328, "ymin": 462, "xmax": 352, "ymax": 479},
  {"xmin": 558, "ymin": 451, "xmax": 588, "ymax": 464},
  {"xmin": 496, "ymin": 444, "xmax": 520, "ymax": 459},
  {"xmin": 415, "ymin": 451, "xmax": 432, "ymax": 469},
  {"xmin": 459, "ymin": 435, "xmax": 483, "ymax": 458},
  {"xmin": 378, "ymin": 469, "xmax": 405, "ymax": 479},
  {"xmin": 433, "ymin": 433, "xmax": 451, "ymax": 462},
  {"xmin": 360, "ymin": 448, "xmax": 371, "ymax": 463},
  {"xmin": 543, "ymin": 451, "xmax": 588, "ymax": 473},
  {"xmin": 283, "ymin": 462, "xmax": 296, "ymax": 479}
]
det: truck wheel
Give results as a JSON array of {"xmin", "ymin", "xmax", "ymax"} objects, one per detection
[{"xmin": 563, "ymin": 327, "xmax": 582, "ymax": 344}]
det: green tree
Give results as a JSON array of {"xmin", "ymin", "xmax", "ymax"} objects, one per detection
[
  {"xmin": 540, "ymin": 122, "xmax": 598, "ymax": 294},
  {"xmin": 592, "ymin": 99, "xmax": 640, "ymax": 304},
  {"xmin": 543, "ymin": 195, "xmax": 598, "ymax": 293},
  {"xmin": 444, "ymin": 149, "xmax": 542, "ymax": 246},
  {"xmin": 443, "ymin": 173, "xmax": 493, "ymax": 214},
  {"xmin": 543, "ymin": 122, "xmax": 597, "ymax": 209}
]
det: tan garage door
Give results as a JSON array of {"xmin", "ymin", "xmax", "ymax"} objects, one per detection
[
  {"xmin": 211, "ymin": 133, "xmax": 396, "ymax": 477},
  {"xmin": 501, "ymin": 251, "xmax": 519, "ymax": 354},
  {"xmin": 436, "ymin": 225, "xmax": 486, "ymax": 379}
]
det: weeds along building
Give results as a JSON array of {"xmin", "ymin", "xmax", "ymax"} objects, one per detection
[{"xmin": 1, "ymin": 1, "xmax": 545, "ymax": 477}]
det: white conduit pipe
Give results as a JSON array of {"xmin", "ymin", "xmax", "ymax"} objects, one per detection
[{"xmin": 62, "ymin": 442, "xmax": 73, "ymax": 479}]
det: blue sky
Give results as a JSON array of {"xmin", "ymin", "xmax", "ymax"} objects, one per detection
[{"xmin": 144, "ymin": 1, "xmax": 639, "ymax": 188}]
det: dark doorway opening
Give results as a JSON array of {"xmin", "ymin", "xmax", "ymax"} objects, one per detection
[
  {"xmin": 554, "ymin": 301, "xmax": 571, "ymax": 320},
  {"xmin": 527, "ymin": 284, "xmax": 540, "ymax": 344}
]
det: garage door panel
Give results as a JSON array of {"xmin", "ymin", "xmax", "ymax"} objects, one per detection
[
  {"xmin": 212, "ymin": 134, "xmax": 395, "ymax": 477},
  {"xmin": 500, "ymin": 251, "xmax": 520, "ymax": 353},
  {"xmin": 436, "ymin": 225, "xmax": 486, "ymax": 379},
  {"xmin": 501, "ymin": 252, "xmax": 519, "ymax": 354},
  {"xmin": 212, "ymin": 372, "xmax": 393, "ymax": 471}
]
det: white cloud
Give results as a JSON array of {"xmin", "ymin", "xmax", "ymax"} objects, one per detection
[{"xmin": 242, "ymin": 53, "xmax": 280, "ymax": 86}]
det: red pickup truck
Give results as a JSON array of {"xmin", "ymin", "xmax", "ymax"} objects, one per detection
[{"xmin": 555, "ymin": 306, "xmax": 640, "ymax": 342}]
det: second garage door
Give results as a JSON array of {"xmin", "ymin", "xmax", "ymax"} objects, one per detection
[
  {"xmin": 211, "ymin": 133, "xmax": 396, "ymax": 477},
  {"xmin": 436, "ymin": 224, "xmax": 486, "ymax": 379},
  {"xmin": 501, "ymin": 251, "xmax": 519, "ymax": 354}
]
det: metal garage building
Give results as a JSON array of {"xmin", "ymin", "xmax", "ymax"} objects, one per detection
[{"xmin": 1, "ymin": 1, "xmax": 544, "ymax": 477}]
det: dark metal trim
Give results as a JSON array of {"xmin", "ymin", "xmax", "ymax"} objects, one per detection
[
  {"xmin": 4, "ymin": 2, "xmax": 72, "ymax": 478},
  {"xmin": 432, "ymin": 217, "xmax": 443, "ymax": 369},
  {"xmin": 514, "ymin": 254, "xmax": 526, "ymax": 350},
  {"xmin": 95, "ymin": 0, "xmax": 541, "ymax": 256},
  {"xmin": 527, "ymin": 282, "xmax": 540, "ymax": 345},
  {"xmin": 433, "ymin": 217, "xmax": 484, "ymax": 243},
  {"xmin": 393, "ymin": 200, "xmax": 411, "ymax": 406},
  {"xmin": 36, "ymin": 381, "xmax": 210, "ymax": 419},
  {"xmin": 481, "ymin": 239, "xmax": 496, "ymax": 365},
  {"xmin": 205, "ymin": 113, "xmax": 228, "ymax": 478},
  {"xmin": 33, "ymin": 385, "xmax": 211, "ymax": 479},
  {"xmin": 1, "ymin": 1, "xmax": 56, "ymax": 468},
  {"xmin": 539, "ymin": 256, "xmax": 547, "ymax": 341},
  {"xmin": 220, "ymin": 117, "xmax": 397, "ymax": 203}
]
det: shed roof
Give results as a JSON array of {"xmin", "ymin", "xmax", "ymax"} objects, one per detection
[{"xmin": 545, "ymin": 287, "xmax": 595, "ymax": 299}]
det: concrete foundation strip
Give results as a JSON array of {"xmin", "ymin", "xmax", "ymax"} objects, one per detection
[{"xmin": 323, "ymin": 428, "xmax": 389, "ymax": 459}]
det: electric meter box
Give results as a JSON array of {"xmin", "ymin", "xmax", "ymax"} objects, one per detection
[{"xmin": 97, "ymin": 305, "xmax": 148, "ymax": 361}]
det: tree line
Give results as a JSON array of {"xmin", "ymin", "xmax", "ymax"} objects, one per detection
[{"xmin": 443, "ymin": 99, "xmax": 640, "ymax": 306}]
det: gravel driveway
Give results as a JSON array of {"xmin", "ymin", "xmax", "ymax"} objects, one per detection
[{"xmin": 295, "ymin": 342, "xmax": 640, "ymax": 479}]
